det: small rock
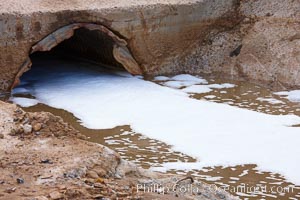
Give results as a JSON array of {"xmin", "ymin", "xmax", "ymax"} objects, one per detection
[
  {"xmin": 93, "ymin": 194, "xmax": 104, "ymax": 200},
  {"xmin": 60, "ymin": 186, "xmax": 68, "ymax": 190},
  {"xmin": 244, "ymin": 17, "xmax": 251, "ymax": 23},
  {"xmin": 13, "ymin": 127, "xmax": 24, "ymax": 135},
  {"xmin": 117, "ymin": 192, "xmax": 129, "ymax": 198},
  {"xmin": 86, "ymin": 170, "xmax": 99, "ymax": 179},
  {"xmin": 114, "ymin": 174, "xmax": 122, "ymax": 179},
  {"xmin": 23, "ymin": 116, "xmax": 29, "ymax": 124},
  {"xmin": 40, "ymin": 159, "xmax": 53, "ymax": 164},
  {"xmin": 216, "ymin": 192, "xmax": 226, "ymax": 199},
  {"xmin": 40, "ymin": 174, "xmax": 53, "ymax": 179},
  {"xmin": 95, "ymin": 178, "xmax": 105, "ymax": 184},
  {"xmin": 94, "ymin": 168, "xmax": 107, "ymax": 178},
  {"xmin": 34, "ymin": 196, "xmax": 49, "ymax": 200},
  {"xmin": 18, "ymin": 126, "xmax": 25, "ymax": 133},
  {"xmin": 17, "ymin": 178, "xmax": 24, "ymax": 184},
  {"xmin": 5, "ymin": 187, "xmax": 16, "ymax": 193},
  {"xmin": 15, "ymin": 109, "xmax": 23, "ymax": 114},
  {"xmin": 22, "ymin": 124, "xmax": 32, "ymax": 134},
  {"xmin": 63, "ymin": 168, "xmax": 85, "ymax": 178},
  {"xmin": 9, "ymin": 129, "xmax": 16, "ymax": 136},
  {"xmin": 84, "ymin": 178, "xmax": 95, "ymax": 186},
  {"xmin": 0, "ymin": 133, "xmax": 4, "ymax": 139},
  {"xmin": 35, "ymin": 131, "xmax": 41, "ymax": 135},
  {"xmin": 94, "ymin": 183, "xmax": 104, "ymax": 189},
  {"xmin": 33, "ymin": 123, "xmax": 42, "ymax": 131},
  {"xmin": 77, "ymin": 134, "xmax": 87, "ymax": 140},
  {"xmin": 65, "ymin": 188, "xmax": 82, "ymax": 198},
  {"xmin": 49, "ymin": 191, "xmax": 63, "ymax": 200}
]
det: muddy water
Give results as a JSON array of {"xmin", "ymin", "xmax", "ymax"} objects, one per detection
[
  {"xmin": 15, "ymin": 75, "xmax": 300, "ymax": 200},
  {"xmin": 188, "ymin": 79, "xmax": 300, "ymax": 116},
  {"xmin": 22, "ymin": 104, "xmax": 196, "ymax": 167}
]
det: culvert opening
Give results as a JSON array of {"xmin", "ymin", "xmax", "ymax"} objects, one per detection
[
  {"xmin": 11, "ymin": 23, "xmax": 142, "ymax": 90},
  {"xmin": 41, "ymin": 27, "xmax": 124, "ymax": 70}
]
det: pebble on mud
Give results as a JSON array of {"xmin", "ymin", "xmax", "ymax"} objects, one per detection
[
  {"xmin": 86, "ymin": 170, "xmax": 99, "ymax": 179},
  {"xmin": 49, "ymin": 191, "xmax": 63, "ymax": 200},
  {"xmin": 117, "ymin": 192, "xmax": 129, "ymax": 198},
  {"xmin": 33, "ymin": 123, "xmax": 42, "ymax": 131},
  {"xmin": 22, "ymin": 124, "xmax": 32, "ymax": 134},
  {"xmin": 0, "ymin": 133, "xmax": 4, "ymax": 139},
  {"xmin": 93, "ymin": 168, "xmax": 107, "ymax": 178},
  {"xmin": 94, "ymin": 182, "xmax": 104, "ymax": 189},
  {"xmin": 34, "ymin": 196, "xmax": 49, "ymax": 200},
  {"xmin": 9, "ymin": 127, "xmax": 23, "ymax": 136},
  {"xmin": 5, "ymin": 187, "xmax": 16, "ymax": 193},
  {"xmin": 17, "ymin": 178, "xmax": 24, "ymax": 184},
  {"xmin": 40, "ymin": 159, "xmax": 53, "ymax": 164}
]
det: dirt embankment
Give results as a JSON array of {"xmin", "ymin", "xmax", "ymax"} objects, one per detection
[
  {"xmin": 155, "ymin": 0, "xmax": 300, "ymax": 90},
  {"xmin": 0, "ymin": 0, "xmax": 300, "ymax": 92},
  {"xmin": 0, "ymin": 101, "xmax": 238, "ymax": 200}
]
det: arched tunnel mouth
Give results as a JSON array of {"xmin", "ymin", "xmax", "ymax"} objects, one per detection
[
  {"xmin": 11, "ymin": 23, "xmax": 142, "ymax": 90},
  {"xmin": 39, "ymin": 27, "xmax": 124, "ymax": 70}
]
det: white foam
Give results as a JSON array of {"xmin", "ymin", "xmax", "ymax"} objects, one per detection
[
  {"xmin": 208, "ymin": 83, "xmax": 235, "ymax": 89},
  {"xmin": 205, "ymin": 95, "xmax": 216, "ymax": 99},
  {"xmin": 274, "ymin": 90, "xmax": 300, "ymax": 102},
  {"xmin": 171, "ymin": 74, "xmax": 208, "ymax": 84},
  {"xmin": 205, "ymin": 176, "xmax": 223, "ymax": 181},
  {"xmin": 14, "ymin": 60, "xmax": 300, "ymax": 185},
  {"xmin": 161, "ymin": 81, "xmax": 235, "ymax": 94},
  {"xmin": 256, "ymin": 97, "xmax": 285, "ymax": 105},
  {"xmin": 159, "ymin": 74, "xmax": 208, "ymax": 89},
  {"xmin": 162, "ymin": 80, "xmax": 196, "ymax": 89},
  {"xmin": 239, "ymin": 170, "xmax": 249, "ymax": 177},
  {"xmin": 154, "ymin": 76, "xmax": 170, "ymax": 81},
  {"xmin": 182, "ymin": 85, "xmax": 212, "ymax": 94},
  {"xmin": 11, "ymin": 97, "xmax": 39, "ymax": 107}
]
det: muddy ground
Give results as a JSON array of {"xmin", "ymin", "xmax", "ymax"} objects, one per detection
[{"xmin": 0, "ymin": 101, "xmax": 237, "ymax": 200}]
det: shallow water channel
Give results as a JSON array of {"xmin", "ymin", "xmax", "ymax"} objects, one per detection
[{"xmin": 10, "ymin": 58, "xmax": 300, "ymax": 199}]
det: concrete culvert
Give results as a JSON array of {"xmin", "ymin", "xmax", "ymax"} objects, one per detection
[
  {"xmin": 49, "ymin": 27, "xmax": 125, "ymax": 71},
  {"xmin": 10, "ymin": 23, "xmax": 142, "ymax": 90}
]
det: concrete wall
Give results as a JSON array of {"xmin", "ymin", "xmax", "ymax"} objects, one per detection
[
  {"xmin": 1, "ymin": 0, "xmax": 299, "ymax": 92},
  {"xmin": 0, "ymin": 0, "xmax": 238, "ymax": 92}
]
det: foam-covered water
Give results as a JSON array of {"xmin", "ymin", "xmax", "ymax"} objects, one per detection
[
  {"xmin": 274, "ymin": 90, "xmax": 300, "ymax": 102},
  {"xmin": 11, "ymin": 59, "xmax": 300, "ymax": 186}
]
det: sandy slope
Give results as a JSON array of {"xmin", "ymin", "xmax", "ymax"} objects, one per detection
[{"xmin": 0, "ymin": 101, "xmax": 237, "ymax": 200}]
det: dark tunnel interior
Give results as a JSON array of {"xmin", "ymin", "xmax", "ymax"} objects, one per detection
[{"xmin": 30, "ymin": 27, "xmax": 125, "ymax": 71}]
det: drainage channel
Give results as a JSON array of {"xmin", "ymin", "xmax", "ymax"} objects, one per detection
[{"xmin": 10, "ymin": 57, "xmax": 300, "ymax": 200}]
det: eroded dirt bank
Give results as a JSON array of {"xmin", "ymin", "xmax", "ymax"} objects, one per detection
[
  {"xmin": 0, "ymin": 100, "xmax": 237, "ymax": 200},
  {"xmin": 0, "ymin": 0, "xmax": 300, "ymax": 92},
  {"xmin": 152, "ymin": 0, "xmax": 300, "ymax": 90}
]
